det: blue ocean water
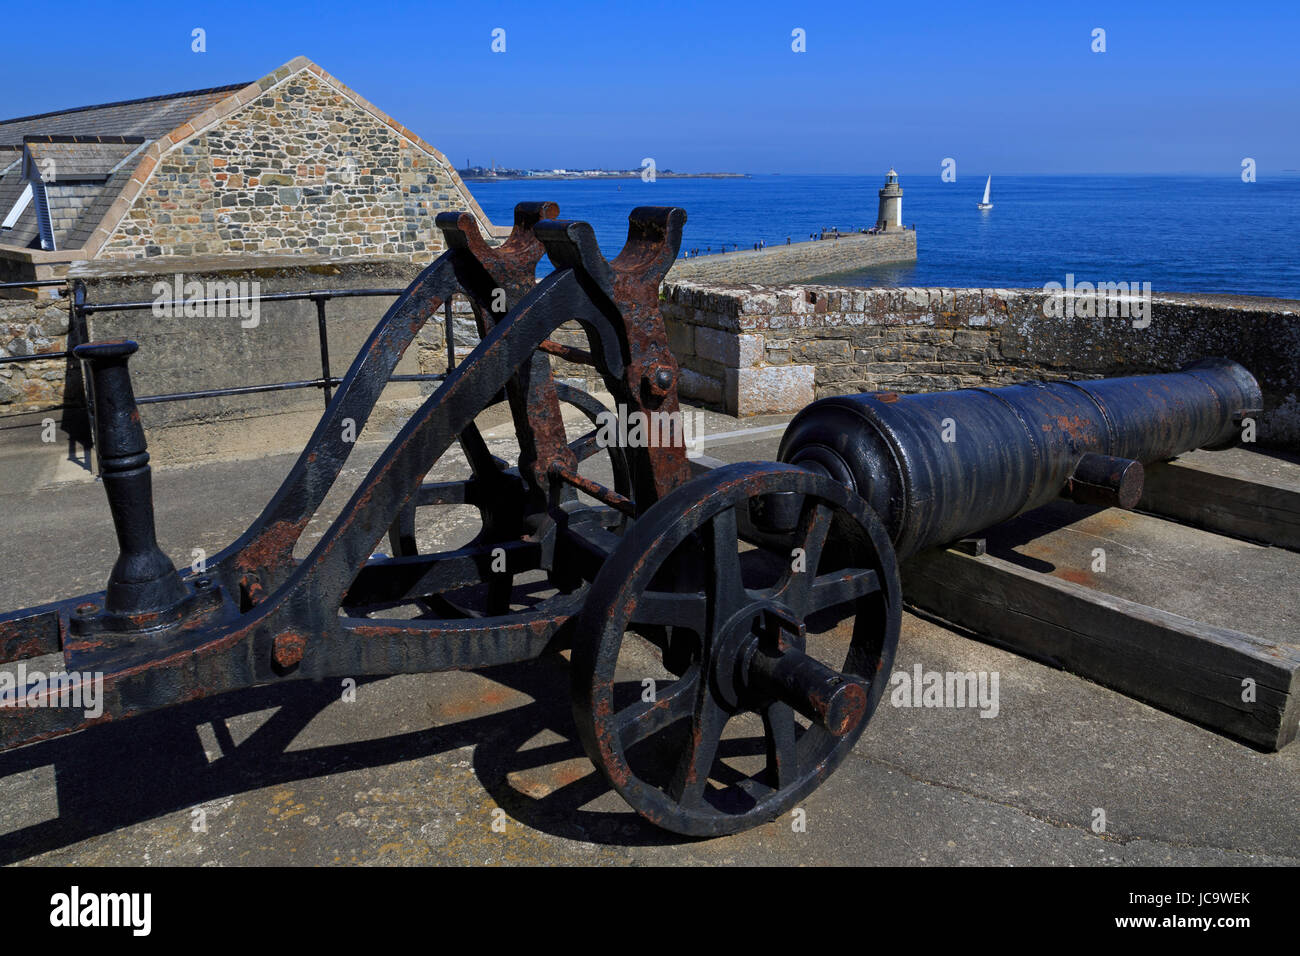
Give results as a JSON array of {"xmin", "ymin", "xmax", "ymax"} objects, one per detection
[{"xmin": 470, "ymin": 174, "xmax": 1300, "ymax": 299}]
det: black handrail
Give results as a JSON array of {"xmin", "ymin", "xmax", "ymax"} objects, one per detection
[
  {"xmin": 1, "ymin": 280, "xmax": 464, "ymax": 476},
  {"xmin": 76, "ymin": 286, "xmax": 409, "ymax": 314},
  {"xmin": 69, "ymin": 283, "xmax": 454, "ymax": 412},
  {"xmin": 0, "ymin": 279, "xmax": 64, "ymax": 290},
  {"xmin": 0, "ymin": 350, "xmax": 69, "ymax": 365},
  {"xmin": 134, "ymin": 373, "xmax": 446, "ymax": 406}
]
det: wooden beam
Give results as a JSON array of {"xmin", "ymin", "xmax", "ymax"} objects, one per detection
[
  {"xmin": 1139, "ymin": 459, "xmax": 1300, "ymax": 551},
  {"xmin": 902, "ymin": 547, "xmax": 1300, "ymax": 751}
]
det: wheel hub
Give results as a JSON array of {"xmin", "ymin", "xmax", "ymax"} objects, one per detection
[
  {"xmin": 711, "ymin": 601, "xmax": 803, "ymax": 709},
  {"xmin": 709, "ymin": 603, "xmax": 864, "ymax": 736}
]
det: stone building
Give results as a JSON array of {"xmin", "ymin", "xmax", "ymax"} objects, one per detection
[{"xmin": 0, "ymin": 56, "xmax": 500, "ymax": 283}]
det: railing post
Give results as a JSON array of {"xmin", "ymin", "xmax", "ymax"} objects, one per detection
[
  {"xmin": 71, "ymin": 280, "xmax": 103, "ymax": 477},
  {"xmin": 313, "ymin": 294, "xmax": 334, "ymax": 407}
]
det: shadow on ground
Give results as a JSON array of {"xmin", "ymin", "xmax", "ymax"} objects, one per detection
[{"xmin": 0, "ymin": 653, "xmax": 694, "ymax": 864}]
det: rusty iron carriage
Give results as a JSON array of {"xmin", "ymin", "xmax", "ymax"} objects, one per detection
[{"xmin": 0, "ymin": 203, "xmax": 1262, "ymax": 837}]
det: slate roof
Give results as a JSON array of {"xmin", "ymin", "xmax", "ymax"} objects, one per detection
[
  {"xmin": 23, "ymin": 138, "xmax": 145, "ymax": 180},
  {"xmin": 0, "ymin": 85, "xmax": 248, "ymax": 251},
  {"xmin": 0, "ymin": 84, "xmax": 247, "ymax": 148}
]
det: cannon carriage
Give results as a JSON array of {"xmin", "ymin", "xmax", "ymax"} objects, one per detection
[{"xmin": 0, "ymin": 202, "xmax": 1262, "ymax": 837}]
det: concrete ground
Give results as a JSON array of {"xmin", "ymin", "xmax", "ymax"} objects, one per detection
[{"xmin": 0, "ymin": 400, "xmax": 1295, "ymax": 866}]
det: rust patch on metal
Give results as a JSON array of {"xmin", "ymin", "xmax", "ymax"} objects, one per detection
[
  {"xmin": 236, "ymin": 517, "xmax": 311, "ymax": 574},
  {"xmin": 272, "ymin": 630, "xmax": 307, "ymax": 670},
  {"xmin": 1043, "ymin": 415, "xmax": 1093, "ymax": 442}
]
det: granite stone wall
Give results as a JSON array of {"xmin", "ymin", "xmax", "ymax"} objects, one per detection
[
  {"xmin": 97, "ymin": 70, "xmax": 479, "ymax": 262},
  {"xmin": 662, "ymin": 281, "xmax": 1300, "ymax": 446},
  {"xmin": 0, "ymin": 295, "xmax": 73, "ymax": 411}
]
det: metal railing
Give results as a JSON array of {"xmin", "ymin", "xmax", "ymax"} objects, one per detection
[
  {"xmin": 0, "ymin": 279, "xmax": 64, "ymax": 290},
  {"xmin": 71, "ymin": 281, "xmax": 455, "ymax": 409},
  {"xmin": 1, "ymin": 278, "xmax": 464, "ymax": 474}
]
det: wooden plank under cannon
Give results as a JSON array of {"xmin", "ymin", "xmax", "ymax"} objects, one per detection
[
  {"xmin": 901, "ymin": 547, "xmax": 1300, "ymax": 751},
  {"xmin": 1138, "ymin": 453, "xmax": 1300, "ymax": 551}
]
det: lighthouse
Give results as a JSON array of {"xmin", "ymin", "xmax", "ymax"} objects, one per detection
[{"xmin": 876, "ymin": 168, "xmax": 903, "ymax": 231}]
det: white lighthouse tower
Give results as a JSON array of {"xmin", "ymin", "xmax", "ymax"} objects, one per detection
[{"xmin": 876, "ymin": 168, "xmax": 903, "ymax": 231}]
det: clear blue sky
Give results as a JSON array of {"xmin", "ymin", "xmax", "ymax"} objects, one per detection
[{"xmin": 3, "ymin": 0, "xmax": 1296, "ymax": 175}]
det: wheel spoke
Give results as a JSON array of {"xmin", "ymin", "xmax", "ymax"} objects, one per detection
[
  {"xmin": 416, "ymin": 479, "xmax": 471, "ymax": 507},
  {"xmin": 763, "ymin": 701, "xmax": 799, "ymax": 789},
  {"xmin": 808, "ymin": 568, "xmax": 881, "ymax": 612},
  {"xmin": 615, "ymin": 665, "xmax": 699, "ymax": 747},
  {"xmin": 569, "ymin": 428, "xmax": 601, "ymax": 463},
  {"xmin": 630, "ymin": 589, "xmax": 707, "ymax": 633},
  {"xmin": 800, "ymin": 502, "xmax": 834, "ymax": 572},
  {"xmin": 668, "ymin": 690, "xmax": 728, "ymax": 807},
  {"xmin": 709, "ymin": 506, "xmax": 747, "ymax": 622},
  {"xmin": 387, "ymin": 499, "xmax": 418, "ymax": 556},
  {"xmin": 458, "ymin": 422, "xmax": 506, "ymax": 478},
  {"xmin": 777, "ymin": 502, "xmax": 834, "ymax": 610}
]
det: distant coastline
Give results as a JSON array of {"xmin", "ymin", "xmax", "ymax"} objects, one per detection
[{"xmin": 459, "ymin": 167, "xmax": 748, "ymax": 182}]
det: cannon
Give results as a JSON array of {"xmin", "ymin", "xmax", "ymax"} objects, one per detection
[
  {"xmin": 776, "ymin": 361, "xmax": 1263, "ymax": 561},
  {"xmin": 0, "ymin": 202, "xmax": 902, "ymax": 837},
  {"xmin": 0, "ymin": 199, "xmax": 1263, "ymax": 839}
]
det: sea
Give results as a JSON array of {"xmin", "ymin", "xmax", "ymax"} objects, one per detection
[{"xmin": 470, "ymin": 174, "xmax": 1300, "ymax": 299}]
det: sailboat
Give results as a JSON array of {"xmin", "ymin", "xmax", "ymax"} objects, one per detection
[{"xmin": 977, "ymin": 176, "xmax": 993, "ymax": 210}]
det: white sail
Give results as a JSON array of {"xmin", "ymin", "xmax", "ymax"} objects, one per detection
[{"xmin": 981, "ymin": 176, "xmax": 991, "ymax": 205}]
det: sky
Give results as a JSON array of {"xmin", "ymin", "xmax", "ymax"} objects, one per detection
[{"xmin": 1, "ymin": 0, "xmax": 1296, "ymax": 175}]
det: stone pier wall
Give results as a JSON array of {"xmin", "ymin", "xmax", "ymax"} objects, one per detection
[{"xmin": 665, "ymin": 230, "xmax": 916, "ymax": 285}]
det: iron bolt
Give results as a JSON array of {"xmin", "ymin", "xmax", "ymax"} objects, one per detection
[{"xmin": 644, "ymin": 363, "xmax": 676, "ymax": 401}]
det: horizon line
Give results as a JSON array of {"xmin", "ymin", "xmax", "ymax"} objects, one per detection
[{"xmin": 471, "ymin": 170, "xmax": 1300, "ymax": 179}]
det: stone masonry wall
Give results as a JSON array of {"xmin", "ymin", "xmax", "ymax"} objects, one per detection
[
  {"xmin": 97, "ymin": 69, "xmax": 477, "ymax": 262},
  {"xmin": 666, "ymin": 230, "xmax": 915, "ymax": 285},
  {"xmin": 10, "ymin": 267, "xmax": 1297, "ymax": 451},
  {"xmin": 0, "ymin": 296, "xmax": 73, "ymax": 410},
  {"xmin": 662, "ymin": 282, "xmax": 1300, "ymax": 446}
]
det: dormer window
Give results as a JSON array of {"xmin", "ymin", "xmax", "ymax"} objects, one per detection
[{"xmin": 0, "ymin": 181, "xmax": 32, "ymax": 230}]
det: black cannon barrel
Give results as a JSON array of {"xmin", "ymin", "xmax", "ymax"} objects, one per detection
[{"xmin": 777, "ymin": 358, "xmax": 1262, "ymax": 560}]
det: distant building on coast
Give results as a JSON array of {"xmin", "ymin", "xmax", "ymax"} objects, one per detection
[
  {"xmin": 876, "ymin": 168, "xmax": 903, "ymax": 231},
  {"xmin": 0, "ymin": 56, "xmax": 495, "ymax": 283}
]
